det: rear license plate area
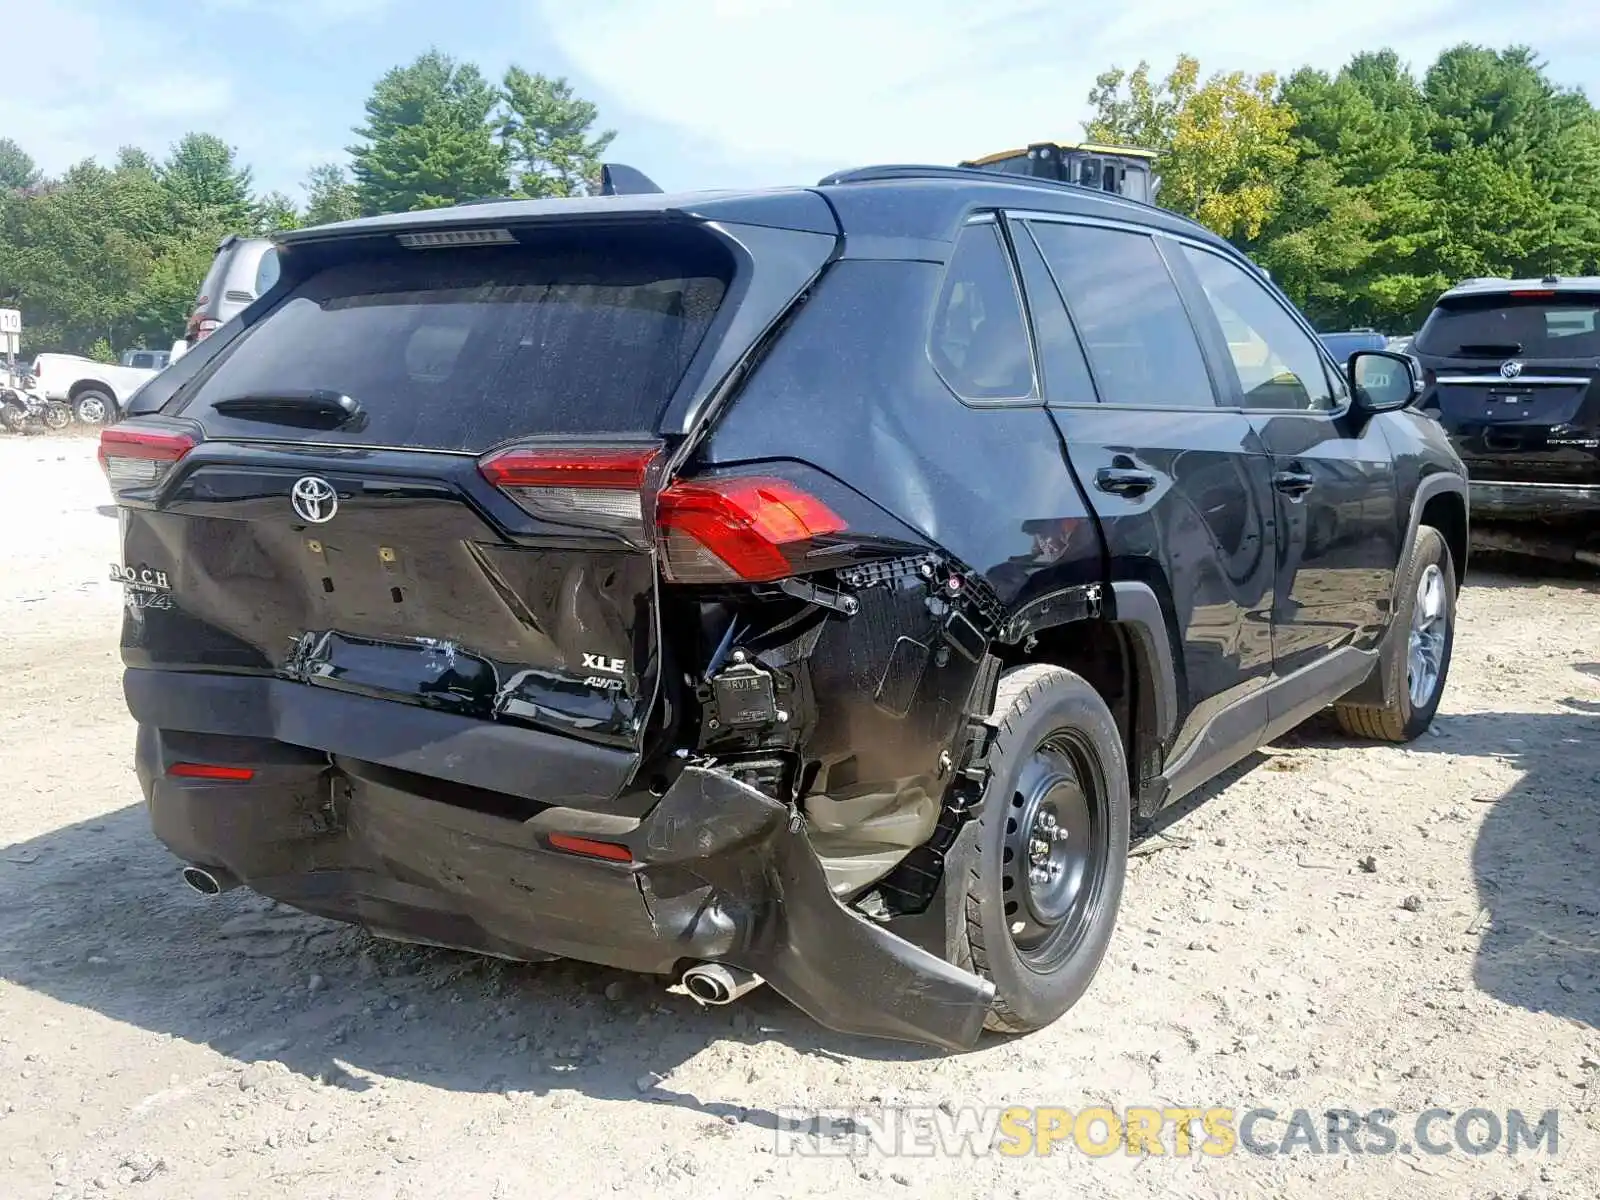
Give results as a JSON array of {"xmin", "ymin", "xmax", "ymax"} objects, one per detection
[{"xmin": 1485, "ymin": 390, "xmax": 1532, "ymax": 409}]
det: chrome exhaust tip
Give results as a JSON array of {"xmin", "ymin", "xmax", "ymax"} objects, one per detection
[
  {"xmin": 181, "ymin": 865, "xmax": 239, "ymax": 895},
  {"xmin": 680, "ymin": 962, "xmax": 763, "ymax": 1006}
]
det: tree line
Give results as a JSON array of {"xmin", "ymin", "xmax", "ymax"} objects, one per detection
[
  {"xmin": 2, "ymin": 41, "xmax": 1593, "ymax": 358},
  {"xmin": 0, "ymin": 50, "xmax": 613, "ymax": 358},
  {"xmin": 1086, "ymin": 44, "xmax": 1600, "ymax": 333}
]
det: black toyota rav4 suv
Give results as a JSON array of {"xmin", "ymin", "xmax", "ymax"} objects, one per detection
[
  {"xmin": 107, "ymin": 165, "xmax": 1468, "ymax": 1050},
  {"xmin": 1412, "ymin": 276, "xmax": 1600, "ymax": 563}
]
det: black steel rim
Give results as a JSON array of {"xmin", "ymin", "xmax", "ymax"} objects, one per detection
[{"xmin": 1000, "ymin": 729, "xmax": 1110, "ymax": 971}]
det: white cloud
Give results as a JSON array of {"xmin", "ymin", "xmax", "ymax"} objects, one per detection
[
  {"xmin": 0, "ymin": 2, "xmax": 236, "ymax": 175},
  {"xmin": 1, "ymin": 0, "xmax": 398, "ymax": 187},
  {"xmin": 539, "ymin": 0, "xmax": 1600, "ymax": 181}
]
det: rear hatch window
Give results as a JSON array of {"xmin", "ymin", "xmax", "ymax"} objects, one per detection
[
  {"xmin": 1416, "ymin": 294, "xmax": 1600, "ymax": 358},
  {"xmin": 174, "ymin": 228, "xmax": 732, "ymax": 450}
]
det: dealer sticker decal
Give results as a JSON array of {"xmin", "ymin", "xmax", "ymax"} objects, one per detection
[{"xmin": 111, "ymin": 563, "xmax": 174, "ymax": 609}]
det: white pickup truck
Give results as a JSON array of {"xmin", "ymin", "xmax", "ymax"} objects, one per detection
[{"xmin": 30, "ymin": 349, "xmax": 174, "ymax": 424}]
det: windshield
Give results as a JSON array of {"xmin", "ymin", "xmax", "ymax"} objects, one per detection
[
  {"xmin": 1416, "ymin": 295, "xmax": 1600, "ymax": 357},
  {"xmin": 179, "ymin": 229, "xmax": 732, "ymax": 451}
]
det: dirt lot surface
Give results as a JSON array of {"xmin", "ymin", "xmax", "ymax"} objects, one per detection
[{"xmin": 1, "ymin": 433, "xmax": 1597, "ymax": 1199}]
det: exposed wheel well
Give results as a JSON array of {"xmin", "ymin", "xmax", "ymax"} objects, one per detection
[
  {"xmin": 68, "ymin": 380, "xmax": 115, "ymax": 401},
  {"xmin": 994, "ymin": 620, "xmax": 1143, "ymax": 798},
  {"xmin": 1420, "ymin": 491, "xmax": 1468, "ymax": 586}
]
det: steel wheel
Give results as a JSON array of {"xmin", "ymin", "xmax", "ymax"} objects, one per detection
[
  {"xmin": 1407, "ymin": 562, "xmax": 1448, "ymax": 709},
  {"xmin": 1000, "ymin": 732, "xmax": 1110, "ymax": 972}
]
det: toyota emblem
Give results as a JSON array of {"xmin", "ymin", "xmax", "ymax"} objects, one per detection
[
  {"xmin": 1499, "ymin": 360, "xmax": 1524, "ymax": 379},
  {"xmin": 290, "ymin": 476, "xmax": 338, "ymax": 524}
]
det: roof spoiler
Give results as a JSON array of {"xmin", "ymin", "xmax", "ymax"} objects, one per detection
[{"xmin": 600, "ymin": 163, "xmax": 663, "ymax": 197}]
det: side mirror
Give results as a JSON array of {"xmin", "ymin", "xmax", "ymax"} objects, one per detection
[{"xmin": 1347, "ymin": 350, "xmax": 1418, "ymax": 414}]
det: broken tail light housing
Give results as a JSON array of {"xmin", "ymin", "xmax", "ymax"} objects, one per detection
[
  {"xmin": 657, "ymin": 476, "xmax": 847, "ymax": 583},
  {"xmin": 477, "ymin": 444, "xmax": 849, "ymax": 582},
  {"xmin": 99, "ymin": 426, "xmax": 196, "ymax": 495}
]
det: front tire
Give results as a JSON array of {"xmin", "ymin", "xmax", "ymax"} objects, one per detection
[
  {"xmin": 73, "ymin": 389, "xmax": 114, "ymax": 425},
  {"xmin": 42, "ymin": 401, "xmax": 72, "ymax": 432},
  {"xmin": 1334, "ymin": 524, "xmax": 1456, "ymax": 742},
  {"xmin": 958, "ymin": 664, "xmax": 1130, "ymax": 1034}
]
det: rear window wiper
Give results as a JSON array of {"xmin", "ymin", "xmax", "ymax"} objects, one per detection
[
  {"xmin": 210, "ymin": 389, "xmax": 364, "ymax": 428},
  {"xmin": 1454, "ymin": 342, "xmax": 1523, "ymax": 356}
]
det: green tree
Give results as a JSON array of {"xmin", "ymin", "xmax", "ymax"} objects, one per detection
[
  {"xmin": 160, "ymin": 133, "xmax": 255, "ymax": 230},
  {"xmin": 303, "ymin": 163, "xmax": 360, "ymax": 225},
  {"xmin": 0, "ymin": 138, "xmax": 40, "ymax": 190},
  {"xmin": 1085, "ymin": 56, "xmax": 1199, "ymax": 150},
  {"xmin": 1087, "ymin": 56, "xmax": 1294, "ymax": 240},
  {"xmin": 1250, "ymin": 43, "xmax": 1600, "ymax": 332},
  {"xmin": 0, "ymin": 158, "xmax": 172, "ymax": 350},
  {"xmin": 349, "ymin": 50, "xmax": 508, "ymax": 214},
  {"xmin": 500, "ymin": 68, "xmax": 615, "ymax": 197},
  {"xmin": 255, "ymin": 191, "xmax": 301, "ymax": 232}
]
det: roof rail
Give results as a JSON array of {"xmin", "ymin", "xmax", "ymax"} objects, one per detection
[
  {"xmin": 819, "ymin": 163, "xmax": 1109, "ymax": 191},
  {"xmin": 815, "ymin": 162, "xmax": 1172, "ymax": 220}
]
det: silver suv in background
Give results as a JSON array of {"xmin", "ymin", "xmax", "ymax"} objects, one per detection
[{"xmin": 186, "ymin": 235, "xmax": 279, "ymax": 344}]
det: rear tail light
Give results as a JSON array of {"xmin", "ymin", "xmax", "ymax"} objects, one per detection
[
  {"xmin": 479, "ymin": 444, "xmax": 661, "ymax": 539},
  {"xmin": 656, "ymin": 476, "xmax": 846, "ymax": 583},
  {"xmin": 478, "ymin": 444, "xmax": 848, "ymax": 583},
  {"xmin": 99, "ymin": 427, "xmax": 195, "ymax": 493},
  {"xmin": 168, "ymin": 762, "xmax": 255, "ymax": 782}
]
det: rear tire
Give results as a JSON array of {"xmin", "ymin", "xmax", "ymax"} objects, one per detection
[
  {"xmin": 957, "ymin": 664, "xmax": 1130, "ymax": 1034},
  {"xmin": 1333, "ymin": 525, "xmax": 1455, "ymax": 743}
]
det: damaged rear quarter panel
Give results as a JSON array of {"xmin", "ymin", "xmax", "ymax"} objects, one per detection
[{"xmin": 697, "ymin": 256, "xmax": 1101, "ymax": 869}]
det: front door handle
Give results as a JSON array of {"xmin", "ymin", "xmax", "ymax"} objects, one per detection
[
  {"xmin": 1095, "ymin": 466, "xmax": 1157, "ymax": 497},
  {"xmin": 1273, "ymin": 469, "xmax": 1315, "ymax": 498}
]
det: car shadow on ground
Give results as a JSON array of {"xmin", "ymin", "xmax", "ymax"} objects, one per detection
[
  {"xmin": 0, "ymin": 803, "xmax": 947, "ymax": 1126},
  {"xmin": 1283, "ymin": 697, "xmax": 1600, "ymax": 1033}
]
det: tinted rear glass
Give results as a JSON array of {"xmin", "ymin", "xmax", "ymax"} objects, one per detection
[
  {"xmin": 1416, "ymin": 295, "xmax": 1600, "ymax": 358},
  {"xmin": 178, "ymin": 231, "xmax": 731, "ymax": 450}
]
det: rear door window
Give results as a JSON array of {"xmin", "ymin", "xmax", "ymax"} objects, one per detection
[
  {"xmin": 177, "ymin": 231, "xmax": 732, "ymax": 450},
  {"xmin": 1416, "ymin": 295, "xmax": 1600, "ymax": 358},
  {"xmin": 1026, "ymin": 221, "xmax": 1217, "ymax": 409}
]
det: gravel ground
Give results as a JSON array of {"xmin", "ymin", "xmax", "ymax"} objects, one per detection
[{"xmin": 1, "ymin": 433, "xmax": 1597, "ymax": 1200}]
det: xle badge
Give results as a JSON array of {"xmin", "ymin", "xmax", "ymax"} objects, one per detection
[
  {"xmin": 111, "ymin": 563, "xmax": 173, "ymax": 610},
  {"xmin": 581, "ymin": 652, "xmax": 626, "ymax": 691}
]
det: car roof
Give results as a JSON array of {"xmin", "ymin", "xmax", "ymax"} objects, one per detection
[
  {"xmin": 276, "ymin": 168, "xmax": 1230, "ymax": 257},
  {"xmin": 1438, "ymin": 276, "xmax": 1600, "ymax": 301}
]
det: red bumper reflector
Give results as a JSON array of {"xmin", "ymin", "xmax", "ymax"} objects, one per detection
[
  {"xmin": 167, "ymin": 762, "xmax": 256, "ymax": 782},
  {"xmin": 547, "ymin": 833, "xmax": 634, "ymax": 862}
]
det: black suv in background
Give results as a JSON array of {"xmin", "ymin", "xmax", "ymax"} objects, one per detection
[
  {"xmin": 1413, "ymin": 276, "xmax": 1600, "ymax": 564},
  {"xmin": 107, "ymin": 165, "xmax": 1467, "ymax": 1050}
]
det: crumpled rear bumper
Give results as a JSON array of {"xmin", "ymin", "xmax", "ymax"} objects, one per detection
[{"xmin": 137, "ymin": 721, "xmax": 994, "ymax": 1051}]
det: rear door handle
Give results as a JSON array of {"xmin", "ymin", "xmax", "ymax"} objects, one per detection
[
  {"xmin": 1273, "ymin": 469, "xmax": 1315, "ymax": 498},
  {"xmin": 1095, "ymin": 466, "xmax": 1157, "ymax": 497}
]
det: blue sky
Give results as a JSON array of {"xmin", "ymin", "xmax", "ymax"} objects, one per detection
[{"xmin": 5, "ymin": 0, "xmax": 1600, "ymax": 202}]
